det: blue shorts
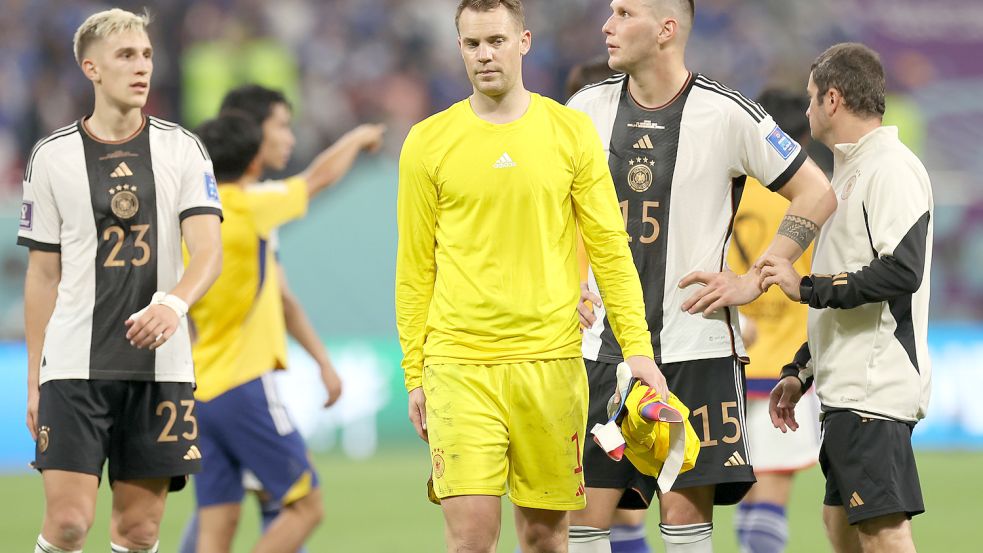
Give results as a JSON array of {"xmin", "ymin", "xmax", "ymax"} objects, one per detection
[{"xmin": 194, "ymin": 373, "xmax": 319, "ymax": 507}]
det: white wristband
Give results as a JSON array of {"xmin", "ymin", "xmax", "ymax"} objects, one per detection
[{"xmin": 155, "ymin": 292, "xmax": 189, "ymax": 319}]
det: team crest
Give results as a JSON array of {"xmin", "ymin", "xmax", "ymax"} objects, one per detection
[
  {"xmin": 37, "ymin": 426, "xmax": 50, "ymax": 453},
  {"xmin": 841, "ymin": 172, "xmax": 859, "ymax": 200},
  {"xmin": 109, "ymin": 184, "xmax": 139, "ymax": 219},
  {"xmin": 627, "ymin": 156, "xmax": 655, "ymax": 192},
  {"xmin": 432, "ymin": 448, "xmax": 446, "ymax": 478}
]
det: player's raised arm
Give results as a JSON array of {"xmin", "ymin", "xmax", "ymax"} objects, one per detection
[{"xmin": 299, "ymin": 123, "xmax": 386, "ymax": 198}]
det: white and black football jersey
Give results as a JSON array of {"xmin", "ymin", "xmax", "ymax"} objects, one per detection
[
  {"xmin": 17, "ymin": 116, "xmax": 223, "ymax": 384},
  {"xmin": 569, "ymin": 74, "xmax": 806, "ymax": 365}
]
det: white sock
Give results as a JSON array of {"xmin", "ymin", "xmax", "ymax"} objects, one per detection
[
  {"xmin": 110, "ymin": 541, "xmax": 159, "ymax": 553},
  {"xmin": 661, "ymin": 522, "xmax": 713, "ymax": 552},
  {"xmin": 569, "ymin": 525, "xmax": 613, "ymax": 553},
  {"xmin": 35, "ymin": 535, "xmax": 82, "ymax": 553}
]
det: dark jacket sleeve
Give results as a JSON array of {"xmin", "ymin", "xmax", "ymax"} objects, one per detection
[
  {"xmin": 780, "ymin": 341, "xmax": 813, "ymax": 394},
  {"xmin": 800, "ymin": 210, "xmax": 930, "ymax": 309}
]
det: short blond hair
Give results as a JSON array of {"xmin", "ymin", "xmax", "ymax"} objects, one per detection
[{"xmin": 73, "ymin": 8, "xmax": 150, "ymax": 66}]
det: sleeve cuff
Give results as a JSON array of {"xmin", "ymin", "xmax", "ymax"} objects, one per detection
[
  {"xmin": 766, "ymin": 148, "xmax": 808, "ymax": 192},
  {"xmin": 180, "ymin": 206, "xmax": 224, "ymax": 222},
  {"xmin": 16, "ymin": 236, "xmax": 60, "ymax": 252},
  {"xmin": 404, "ymin": 372, "xmax": 423, "ymax": 393},
  {"xmin": 622, "ymin": 343, "xmax": 655, "ymax": 360},
  {"xmin": 799, "ymin": 275, "xmax": 814, "ymax": 304}
]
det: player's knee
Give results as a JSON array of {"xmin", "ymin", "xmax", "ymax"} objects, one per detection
[
  {"xmin": 116, "ymin": 517, "xmax": 161, "ymax": 549},
  {"xmin": 447, "ymin": 521, "xmax": 498, "ymax": 552},
  {"xmin": 288, "ymin": 489, "xmax": 324, "ymax": 526},
  {"xmin": 46, "ymin": 506, "xmax": 93, "ymax": 547},
  {"xmin": 46, "ymin": 502, "xmax": 94, "ymax": 541},
  {"xmin": 521, "ymin": 521, "xmax": 566, "ymax": 553}
]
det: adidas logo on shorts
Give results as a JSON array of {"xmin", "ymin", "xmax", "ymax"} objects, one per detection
[
  {"xmin": 849, "ymin": 491, "xmax": 865, "ymax": 508},
  {"xmin": 723, "ymin": 451, "xmax": 747, "ymax": 467},
  {"xmin": 183, "ymin": 445, "xmax": 202, "ymax": 460}
]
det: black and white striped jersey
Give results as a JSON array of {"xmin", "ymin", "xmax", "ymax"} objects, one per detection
[
  {"xmin": 17, "ymin": 116, "xmax": 223, "ymax": 384},
  {"xmin": 568, "ymin": 73, "xmax": 806, "ymax": 365}
]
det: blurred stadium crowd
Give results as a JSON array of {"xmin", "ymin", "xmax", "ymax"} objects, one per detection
[{"xmin": 1, "ymin": 0, "xmax": 982, "ymax": 336}]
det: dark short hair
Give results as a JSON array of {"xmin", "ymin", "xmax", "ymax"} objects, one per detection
[
  {"xmin": 811, "ymin": 43, "xmax": 886, "ymax": 118},
  {"xmin": 195, "ymin": 113, "xmax": 262, "ymax": 182},
  {"xmin": 219, "ymin": 85, "xmax": 290, "ymax": 126},
  {"xmin": 455, "ymin": 0, "xmax": 524, "ymax": 32},
  {"xmin": 756, "ymin": 88, "xmax": 809, "ymax": 141},
  {"xmin": 565, "ymin": 57, "xmax": 616, "ymax": 101}
]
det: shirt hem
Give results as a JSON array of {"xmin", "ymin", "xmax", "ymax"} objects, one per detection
[
  {"xmin": 590, "ymin": 348, "xmax": 739, "ymax": 365},
  {"xmin": 40, "ymin": 372, "xmax": 195, "ymax": 385},
  {"xmin": 423, "ymin": 353, "xmax": 583, "ymax": 367},
  {"xmin": 819, "ymin": 404, "xmax": 919, "ymax": 424}
]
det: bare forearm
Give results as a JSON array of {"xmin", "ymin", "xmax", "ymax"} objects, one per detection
[
  {"xmin": 24, "ymin": 272, "xmax": 59, "ymax": 387},
  {"xmin": 303, "ymin": 132, "xmax": 367, "ymax": 196},
  {"xmin": 172, "ymin": 242, "xmax": 221, "ymax": 305},
  {"xmin": 283, "ymin": 290, "xmax": 330, "ymax": 365},
  {"xmin": 760, "ymin": 161, "xmax": 836, "ymax": 264}
]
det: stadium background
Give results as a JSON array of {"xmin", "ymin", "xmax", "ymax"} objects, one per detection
[{"xmin": 1, "ymin": 0, "xmax": 982, "ymax": 549}]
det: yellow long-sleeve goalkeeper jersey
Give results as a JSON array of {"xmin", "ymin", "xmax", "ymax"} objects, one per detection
[{"xmin": 396, "ymin": 93, "xmax": 653, "ymax": 392}]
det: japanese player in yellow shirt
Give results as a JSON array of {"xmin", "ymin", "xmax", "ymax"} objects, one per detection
[{"xmin": 395, "ymin": 1, "xmax": 666, "ymax": 551}]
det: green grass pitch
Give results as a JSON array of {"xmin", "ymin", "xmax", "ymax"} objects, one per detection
[{"xmin": 1, "ymin": 449, "xmax": 979, "ymax": 551}]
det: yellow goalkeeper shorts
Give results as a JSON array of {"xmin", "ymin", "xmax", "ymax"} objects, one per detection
[{"xmin": 423, "ymin": 358, "xmax": 588, "ymax": 510}]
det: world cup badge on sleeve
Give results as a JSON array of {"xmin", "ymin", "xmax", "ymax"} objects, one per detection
[{"xmin": 20, "ymin": 201, "xmax": 33, "ymax": 230}]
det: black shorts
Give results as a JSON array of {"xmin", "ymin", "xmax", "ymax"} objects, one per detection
[
  {"xmin": 583, "ymin": 356, "xmax": 755, "ymax": 508},
  {"xmin": 34, "ymin": 379, "xmax": 201, "ymax": 491},
  {"xmin": 819, "ymin": 411, "xmax": 924, "ymax": 525}
]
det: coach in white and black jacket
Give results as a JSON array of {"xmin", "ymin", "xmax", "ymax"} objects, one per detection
[{"xmin": 761, "ymin": 43, "xmax": 932, "ymax": 552}]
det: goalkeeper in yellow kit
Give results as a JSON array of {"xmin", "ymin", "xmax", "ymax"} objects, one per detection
[{"xmin": 395, "ymin": 1, "xmax": 666, "ymax": 551}]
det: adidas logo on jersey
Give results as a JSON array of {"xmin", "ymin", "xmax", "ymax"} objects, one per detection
[
  {"xmin": 849, "ymin": 492, "xmax": 865, "ymax": 508},
  {"xmin": 110, "ymin": 162, "xmax": 133, "ymax": 178},
  {"xmin": 723, "ymin": 451, "xmax": 747, "ymax": 467},
  {"xmin": 493, "ymin": 152, "xmax": 517, "ymax": 168},
  {"xmin": 183, "ymin": 445, "xmax": 202, "ymax": 460},
  {"xmin": 633, "ymin": 135, "xmax": 654, "ymax": 149}
]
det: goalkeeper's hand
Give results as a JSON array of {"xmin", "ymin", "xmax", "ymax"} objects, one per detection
[
  {"xmin": 625, "ymin": 355, "xmax": 669, "ymax": 401},
  {"xmin": 408, "ymin": 387, "xmax": 428, "ymax": 443}
]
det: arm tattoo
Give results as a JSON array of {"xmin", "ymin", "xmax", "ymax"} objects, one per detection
[{"xmin": 777, "ymin": 215, "xmax": 820, "ymax": 250}]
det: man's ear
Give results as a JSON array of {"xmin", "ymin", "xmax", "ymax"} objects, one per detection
[{"xmin": 81, "ymin": 58, "xmax": 99, "ymax": 83}]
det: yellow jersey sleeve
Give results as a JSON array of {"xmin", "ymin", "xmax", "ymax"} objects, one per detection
[
  {"xmin": 245, "ymin": 176, "xmax": 309, "ymax": 236},
  {"xmin": 395, "ymin": 126, "xmax": 438, "ymax": 391},
  {"xmin": 571, "ymin": 116, "xmax": 654, "ymax": 360}
]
